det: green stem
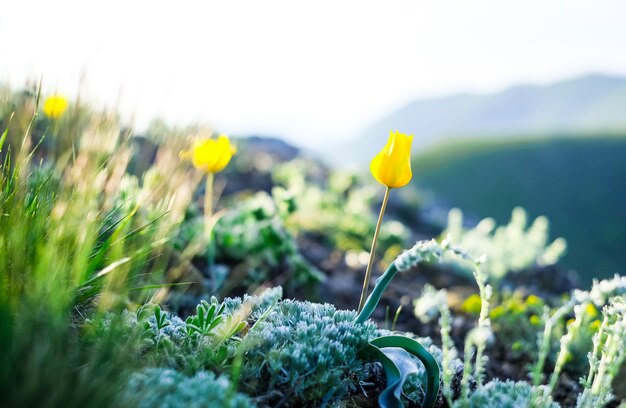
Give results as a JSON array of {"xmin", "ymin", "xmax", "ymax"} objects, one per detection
[
  {"xmin": 357, "ymin": 186, "xmax": 390, "ymax": 313},
  {"xmin": 204, "ymin": 172, "xmax": 214, "ymax": 233},
  {"xmin": 355, "ymin": 262, "xmax": 399, "ymax": 324}
]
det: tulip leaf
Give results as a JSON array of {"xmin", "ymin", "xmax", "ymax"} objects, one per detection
[
  {"xmin": 371, "ymin": 335, "xmax": 440, "ymax": 408},
  {"xmin": 360, "ymin": 343, "xmax": 403, "ymax": 408},
  {"xmin": 381, "ymin": 347, "xmax": 422, "ymax": 403},
  {"xmin": 355, "ymin": 262, "xmax": 400, "ymax": 324}
]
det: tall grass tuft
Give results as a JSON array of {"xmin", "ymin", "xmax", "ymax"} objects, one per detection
[{"xmin": 0, "ymin": 87, "xmax": 201, "ymax": 407}]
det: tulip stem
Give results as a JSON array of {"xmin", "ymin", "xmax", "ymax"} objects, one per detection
[
  {"xmin": 358, "ymin": 186, "xmax": 390, "ymax": 314},
  {"xmin": 204, "ymin": 172, "xmax": 214, "ymax": 232}
]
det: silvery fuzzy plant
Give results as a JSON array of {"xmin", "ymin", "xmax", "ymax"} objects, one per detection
[
  {"xmin": 355, "ymin": 239, "xmax": 491, "ymax": 408},
  {"xmin": 408, "ymin": 240, "xmax": 493, "ymax": 407},
  {"xmin": 576, "ymin": 297, "xmax": 626, "ymax": 407},
  {"xmin": 443, "ymin": 207, "xmax": 566, "ymax": 282},
  {"xmin": 529, "ymin": 274, "xmax": 626, "ymax": 405},
  {"xmin": 413, "ymin": 284, "xmax": 463, "ymax": 406},
  {"xmin": 413, "ymin": 287, "xmax": 561, "ymax": 408}
]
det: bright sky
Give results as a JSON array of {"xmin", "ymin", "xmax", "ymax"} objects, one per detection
[{"xmin": 2, "ymin": 0, "xmax": 626, "ymax": 148}]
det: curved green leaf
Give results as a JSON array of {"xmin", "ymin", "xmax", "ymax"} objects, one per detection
[
  {"xmin": 372, "ymin": 335, "xmax": 440, "ymax": 408},
  {"xmin": 355, "ymin": 263, "xmax": 399, "ymax": 324},
  {"xmin": 360, "ymin": 343, "xmax": 403, "ymax": 408},
  {"xmin": 382, "ymin": 347, "xmax": 422, "ymax": 401}
]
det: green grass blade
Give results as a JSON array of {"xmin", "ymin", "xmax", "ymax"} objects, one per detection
[{"xmin": 0, "ymin": 112, "xmax": 14, "ymax": 152}]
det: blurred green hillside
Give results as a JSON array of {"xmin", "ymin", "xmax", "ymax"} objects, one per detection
[{"xmin": 412, "ymin": 136, "xmax": 626, "ymax": 283}]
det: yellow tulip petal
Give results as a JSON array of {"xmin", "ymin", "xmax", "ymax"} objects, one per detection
[
  {"xmin": 186, "ymin": 135, "xmax": 236, "ymax": 173},
  {"xmin": 369, "ymin": 131, "xmax": 413, "ymax": 188},
  {"xmin": 43, "ymin": 95, "xmax": 68, "ymax": 119}
]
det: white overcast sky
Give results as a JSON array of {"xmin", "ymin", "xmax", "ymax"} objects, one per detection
[{"xmin": 2, "ymin": 0, "xmax": 626, "ymax": 148}]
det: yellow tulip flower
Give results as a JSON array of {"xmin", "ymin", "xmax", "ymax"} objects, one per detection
[
  {"xmin": 182, "ymin": 135, "xmax": 237, "ymax": 223},
  {"xmin": 370, "ymin": 131, "xmax": 413, "ymax": 188},
  {"xmin": 187, "ymin": 135, "xmax": 237, "ymax": 174},
  {"xmin": 42, "ymin": 95, "xmax": 69, "ymax": 119},
  {"xmin": 358, "ymin": 130, "xmax": 413, "ymax": 313}
]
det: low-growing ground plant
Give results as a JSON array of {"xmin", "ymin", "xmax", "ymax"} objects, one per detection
[
  {"xmin": 413, "ymin": 243, "xmax": 626, "ymax": 407},
  {"xmin": 174, "ymin": 190, "xmax": 324, "ymax": 301},
  {"xmin": 273, "ymin": 158, "xmax": 410, "ymax": 266},
  {"xmin": 443, "ymin": 207, "xmax": 567, "ymax": 282},
  {"xmin": 462, "ymin": 293, "xmax": 547, "ymax": 360},
  {"xmin": 123, "ymin": 368, "xmax": 254, "ymax": 408}
]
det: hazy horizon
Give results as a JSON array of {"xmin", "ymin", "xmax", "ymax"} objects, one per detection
[{"xmin": 3, "ymin": 0, "xmax": 626, "ymax": 148}]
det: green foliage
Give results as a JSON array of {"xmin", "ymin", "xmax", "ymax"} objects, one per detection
[
  {"xmin": 411, "ymin": 285, "xmax": 463, "ymax": 406},
  {"xmin": 102, "ymin": 299, "xmax": 248, "ymax": 375},
  {"xmin": 576, "ymin": 297, "xmax": 626, "ymax": 407},
  {"xmin": 0, "ymin": 90, "xmax": 203, "ymax": 407},
  {"xmin": 239, "ymin": 299, "xmax": 378, "ymax": 407},
  {"xmin": 461, "ymin": 379, "xmax": 559, "ymax": 408},
  {"xmin": 184, "ymin": 298, "xmax": 243, "ymax": 337},
  {"xmin": 215, "ymin": 192, "xmax": 324, "ymax": 288},
  {"xmin": 547, "ymin": 302, "xmax": 600, "ymax": 388},
  {"xmin": 361, "ymin": 335, "xmax": 440, "ymax": 408},
  {"xmin": 443, "ymin": 207, "xmax": 566, "ymax": 282},
  {"xmin": 384, "ymin": 239, "xmax": 494, "ymax": 404},
  {"xmin": 0, "ymin": 122, "xmax": 193, "ymax": 314},
  {"xmin": 488, "ymin": 294, "xmax": 546, "ymax": 359},
  {"xmin": 358, "ymin": 240, "xmax": 491, "ymax": 407},
  {"xmin": 0, "ymin": 314, "xmax": 138, "ymax": 408},
  {"xmin": 122, "ymin": 368, "xmax": 254, "ymax": 408},
  {"xmin": 273, "ymin": 159, "xmax": 410, "ymax": 261},
  {"xmin": 401, "ymin": 335, "xmax": 464, "ymax": 406},
  {"xmin": 177, "ymin": 191, "xmax": 324, "ymax": 296},
  {"xmin": 5, "ymin": 83, "xmax": 626, "ymax": 407}
]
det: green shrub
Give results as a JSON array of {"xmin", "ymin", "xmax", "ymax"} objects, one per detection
[
  {"xmin": 122, "ymin": 368, "xmax": 254, "ymax": 408},
  {"xmin": 239, "ymin": 300, "xmax": 379, "ymax": 407},
  {"xmin": 462, "ymin": 379, "xmax": 558, "ymax": 408},
  {"xmin": 176, "ymin": 192, "xmax": 324, "ymax": 297},
  {"xmin": 488, "ymin": 294, "xmax": 546, "ymax": 359}
]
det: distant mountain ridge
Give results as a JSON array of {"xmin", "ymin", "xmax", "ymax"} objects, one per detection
[{"xmin": 328, "ymin": 74, "xmax": 626, "ymax": 165}]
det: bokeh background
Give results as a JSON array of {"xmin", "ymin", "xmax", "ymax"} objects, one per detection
[{"xmin": 2, "ymin": 0, "xmax": 626, "ymax": 283}]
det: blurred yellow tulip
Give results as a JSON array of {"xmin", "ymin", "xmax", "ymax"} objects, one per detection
[
  {"xmin": 370, "ymin": 131, "xmax": 413, "ymax": 188},
  {"xmin": 184, "ymin": 135, "xmax": 237, "ymax": 174},
  {"xmin": 42, "ymin": 95, "xmax": 68, "ymax": 119}
]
